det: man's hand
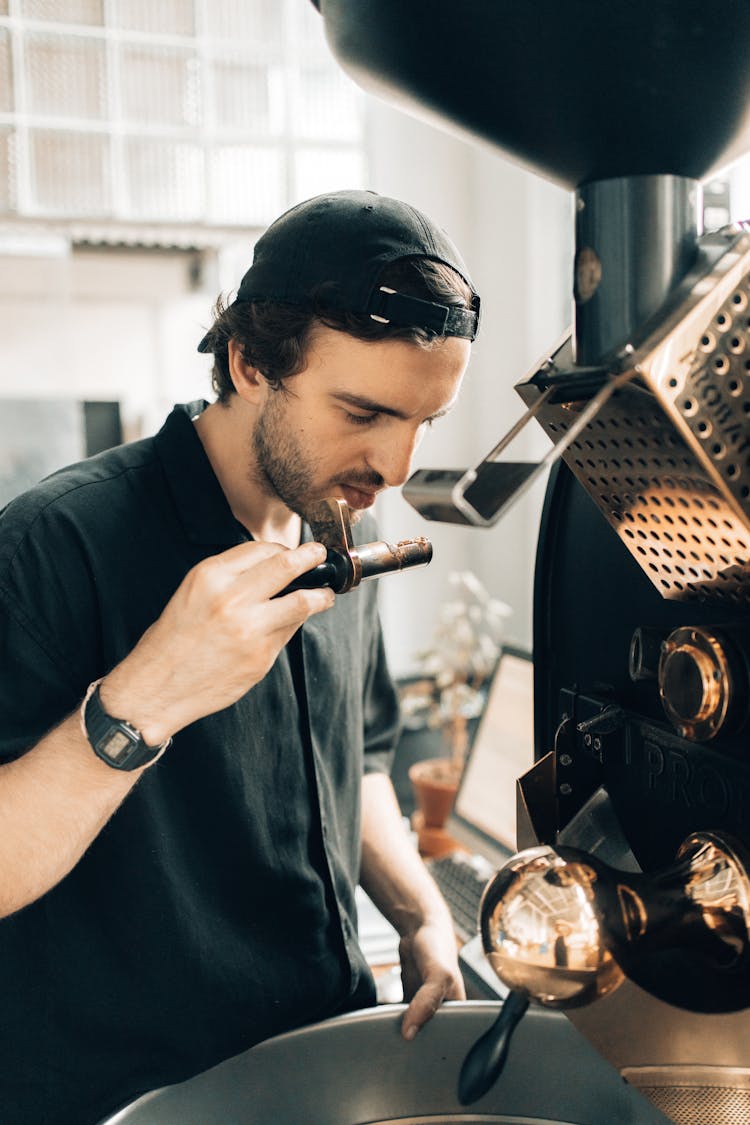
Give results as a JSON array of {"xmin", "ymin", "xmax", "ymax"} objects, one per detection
[
  {"xmin": 399, "ymin": 917, "xmax": 466, "ymax": 1041},
  {"xmin": 102, "ymin": 539, "xmax": 334, "ymax": 745}
]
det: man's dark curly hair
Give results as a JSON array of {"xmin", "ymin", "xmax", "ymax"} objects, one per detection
[{"xmin": 199, "ymin": 257, "xmax": 475, "ymax": 403}]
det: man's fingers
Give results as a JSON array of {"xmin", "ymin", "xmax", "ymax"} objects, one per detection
[
  {"xmin": 400, "ymin": 971, "xmax": 465, "ymax": 1041},
  {"xmin": 218, "ymin": 539, "xmax": 328, "ymax": 583},
  {"xmin": 401, "ymin": 980, "xmax": 445, "ymax": 1041},
  {"xmin": 183, "ymin": 540, "xmax": 329, "ymax": 609},
  {"xmin": 266, "ymin": 586, "xmax": 336, "ymax": 632},
  {"xmin": 207, "ymin": 538, "xmax": 289, "ymax": 574},
  {"xmin": 446, "ymin": 975, "xmax": 467, "ymax": 1001},
  {"xmin": 232, "ymin": 540, "xmax": 329, "ymax": 599}
]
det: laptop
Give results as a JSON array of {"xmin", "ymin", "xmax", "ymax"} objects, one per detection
[{"xmin": 445, "ymin": 645, "xmax": 535, "ymax": 865}]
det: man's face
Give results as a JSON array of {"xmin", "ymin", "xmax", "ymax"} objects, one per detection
[{"xmin": 251, "ymin": 324, "xmax": 470, "ymax": 524}]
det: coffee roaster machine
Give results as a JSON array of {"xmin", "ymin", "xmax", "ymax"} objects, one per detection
[{"xmin": 313, "ymin": 3, "xmax": 750, "ymax": 1123}]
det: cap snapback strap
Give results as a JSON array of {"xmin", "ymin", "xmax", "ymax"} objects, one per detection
[{"xmin": 368, "ymin": 286, "xmax": 480, "ymax": 341}]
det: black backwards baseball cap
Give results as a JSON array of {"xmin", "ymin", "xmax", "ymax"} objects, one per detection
[{"xmin": 197, "ymin": 189, "xmax": 480, "ymax": 352}]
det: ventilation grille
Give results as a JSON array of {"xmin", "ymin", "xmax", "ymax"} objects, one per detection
[
  {"xmin": 541, "ymin": 387, "xmax": 750, "ymax": 604},
  {"xmin": 676, "ymin": 278, "xmax": 750, "ymax": 518},
  {"xmin": 624, "ymin": 1066, "xmax": 750, "ymax": 1125}
]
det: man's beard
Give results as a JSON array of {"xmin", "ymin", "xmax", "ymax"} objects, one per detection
[
  {"xmin": 251, "ymin": 391, "xmax": 322, "ymax": 522},
  {"xmin": 251, "ymin": 390, "xmax": 383, "ymax": 526}
]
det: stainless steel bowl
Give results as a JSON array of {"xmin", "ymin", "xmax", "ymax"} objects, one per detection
[{"xmin": 101, "ymin": 1001, "xmax": 669, "ymax": 1124}]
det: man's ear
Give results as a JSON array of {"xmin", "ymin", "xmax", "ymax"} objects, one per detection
[{"xmin": 227, "ymin": 338, "xmax": 269, "ymax": 405}]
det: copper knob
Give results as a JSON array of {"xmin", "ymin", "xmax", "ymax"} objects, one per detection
[{"xmin": 658, "ymin": 626, "xmax": 732, "ymax": 740}]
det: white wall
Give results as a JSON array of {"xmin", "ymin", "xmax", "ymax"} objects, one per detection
[{"xmin": 0, "ymin": 247, "xmax": 214, "ymax": 440}]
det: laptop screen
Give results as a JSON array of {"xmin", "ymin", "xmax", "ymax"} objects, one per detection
[{"xmin": 448, "ymin": 647, "xmax": 535, "ymax": 860}]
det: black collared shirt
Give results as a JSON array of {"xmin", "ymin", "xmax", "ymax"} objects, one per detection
[{"xmin": 0, "ymin": 403, "xmax": 399, "ymax": 1125}]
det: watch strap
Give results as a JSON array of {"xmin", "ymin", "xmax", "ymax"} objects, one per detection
[{"xmin": 81, "ymin": 679, "xmax": 171, "ymax": 771}]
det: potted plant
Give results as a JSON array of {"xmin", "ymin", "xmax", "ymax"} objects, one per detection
[{"xmin": 402, "ymin": 571, "xmax": 510, "ymax": 854}]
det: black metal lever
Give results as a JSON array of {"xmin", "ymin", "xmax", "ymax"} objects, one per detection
[{"xmin": 457, "ymin": 989, "xmax": 530, "ymax": 1105}]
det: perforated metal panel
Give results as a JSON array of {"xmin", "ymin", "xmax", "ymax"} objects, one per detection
[
  {"xmin": 624, "ymin": 1067, "xmax": 750, "ymax": 1125},
  {"xmin": 544, "ymin": 388, "xmax": 750, "ymax": 603},
  {"xmin": 524, "ymin": 230, "xmax": 750, "ymax": 604},
  {"xmin": 678, "ymin": 280, "xmax": 750, "ymax": 513}
]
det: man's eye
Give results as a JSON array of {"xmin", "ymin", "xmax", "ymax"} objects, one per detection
[{"xmin": 345, "ymin": 411, "xmax": 378, "ymax": 426}]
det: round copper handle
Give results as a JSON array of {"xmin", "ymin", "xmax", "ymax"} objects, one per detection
[{"xmin": 658, "ymin": 626, "xmax": 733, "ymax": 740}]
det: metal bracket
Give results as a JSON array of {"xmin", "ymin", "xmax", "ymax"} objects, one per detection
[{"xmin": 402, "ymin": 335, "xmax": 635, "ymax": 527}]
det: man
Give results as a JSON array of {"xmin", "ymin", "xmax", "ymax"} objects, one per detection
[{"xmin": 0, "ymin": 189, "xmax": 480, "ymax": 1124}]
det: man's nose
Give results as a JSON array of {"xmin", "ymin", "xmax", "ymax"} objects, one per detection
[{"xmin": 367, "ymin": 427, "xmax": 421, "ymax": 488}]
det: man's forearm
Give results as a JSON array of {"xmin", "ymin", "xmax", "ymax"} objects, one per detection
[
  {"xmin": 0, "ymin": 706, "xmax": 141, "ymax": 919},
  {"xmin": 359, "ymin": 771, "xmax": 452, "ymax": 934},
  {"xmin": 360, "ymin": 771, "xmax": 465, "ymax": 1038},
  {"xmin": 0, "ymin": 653, "xmax": 193, "ymax": 920}
]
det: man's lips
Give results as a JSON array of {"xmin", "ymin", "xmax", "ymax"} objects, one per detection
[{"xmin": 338, "ymin": 484, "xmax": 380, "ymax": 509}]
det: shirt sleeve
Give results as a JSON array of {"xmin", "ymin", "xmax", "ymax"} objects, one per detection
[
  {"xmin": 360, "ymin": 593, "xmax": 401, "ymax": 777},
  {"xmin": 0, "ymin": 496, "xmax": 101, "ymax": 763},
  {"xmin": 0, "ymin": 589, "xmax": 85, "ymax": 762}
]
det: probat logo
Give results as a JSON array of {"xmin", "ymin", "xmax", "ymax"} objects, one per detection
[{"xmin": 622, "ymin": 724, "xmax": 747, "ymax": 828}]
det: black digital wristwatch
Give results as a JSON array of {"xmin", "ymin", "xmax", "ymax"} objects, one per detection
[{"xmin": 81, "ymin": 680, "xmax": 172, "ymax": 771}]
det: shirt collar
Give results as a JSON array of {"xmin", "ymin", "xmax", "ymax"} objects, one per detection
[{"xmin": 154, "ymin": 401, "xmax": 245, "ymax": 547}]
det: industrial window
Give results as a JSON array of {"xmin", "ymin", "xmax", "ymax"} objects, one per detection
[{"xmin": 0, "ymin": 0, "xmax": 366, "ymax": 239}]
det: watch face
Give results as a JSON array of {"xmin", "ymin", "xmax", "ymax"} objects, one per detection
[{"xmin": 100, "ymin": 728, "xmax": 135, "ymax": 764}]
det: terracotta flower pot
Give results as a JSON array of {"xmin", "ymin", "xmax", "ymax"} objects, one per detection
[
  {"xmin": 408, "ymin": 757, "xmax": 462, "ymax": 828},
  {"xmin": 408, "ymin": 757, "xmax": 463, "ymax": 858}
]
